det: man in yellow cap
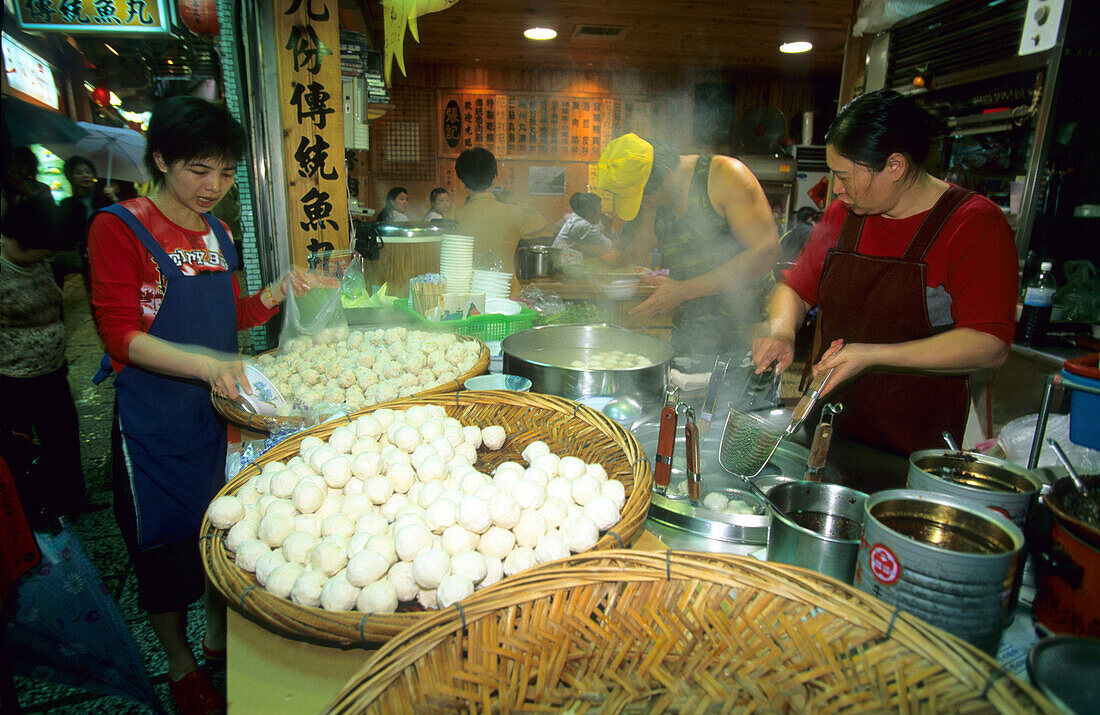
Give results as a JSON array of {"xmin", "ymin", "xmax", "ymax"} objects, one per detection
[{"xmin": 596, "ymin": 133, "xmax": 779, "ymax": 372}]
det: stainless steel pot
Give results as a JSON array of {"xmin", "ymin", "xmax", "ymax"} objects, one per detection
[
  {"xmin": 502, "ymin": 324, "xmax": 672, "ymax": 400},
  {"xmin": 516, "ymin": 245, "xmax": 560, "ymax": 279},
  {"xmin": 766, "ymin": 481, "xmax": 868, "ymax": 584}
]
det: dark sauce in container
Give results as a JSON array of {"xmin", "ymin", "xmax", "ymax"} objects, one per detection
[
  {"xmin": 789, "ymin": 510, "xmax": 862, "ymax": 541},
  {"xmin": 878, "ymin": 515, "xmax": 1010, "ymax": 554}
]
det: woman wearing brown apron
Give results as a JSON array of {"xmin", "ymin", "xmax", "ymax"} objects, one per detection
[{"xmin": 753, "ymin": 90, "xmax": 1018, "ymax": 492}]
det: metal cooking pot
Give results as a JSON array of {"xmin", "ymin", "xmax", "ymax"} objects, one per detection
[
  {"xmin": 502, "ymin": 324, "xmax": 672, "ymax": 400},
  {"xmin": 1032, "ymin": 474, "xmax": 1100, "ymax": 636},
  {"xmin": 908, "ymin": 450, "xmax": 1041, "ymax": 530},
  {"xmin": 766, "ymin": 481, "xmax": 868, "ymax": 584},
  {"xmin": 515, "ymin": 245, "xmax": 560, "ymax": 279}
]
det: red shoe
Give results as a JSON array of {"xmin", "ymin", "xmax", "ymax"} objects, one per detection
[{"xmin": 168, "ymin": 668, "xmax": 226, "ymax": 715}]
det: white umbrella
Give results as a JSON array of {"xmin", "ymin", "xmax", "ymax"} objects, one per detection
[{"xmin": 47, "ymin": 122, "xmax": 149, "ymax": 185}]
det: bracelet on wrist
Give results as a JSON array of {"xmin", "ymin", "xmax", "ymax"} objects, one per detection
[{"xmin": 264, "ymin": 286, "xmax": 277, "ymax": 305}]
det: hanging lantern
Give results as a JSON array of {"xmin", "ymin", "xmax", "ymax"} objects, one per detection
[
  {"xmin": 178, "ymin": 0, "xmax": 219, "ymax": 36},
  {"xmin": 91, "ymin": 85, "xmax": 111, "ymax": 107}
]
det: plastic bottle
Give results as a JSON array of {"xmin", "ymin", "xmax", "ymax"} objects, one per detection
[{"xmin": 1015, "ymin": 261, "xmax": 1057, "ymax": 346}]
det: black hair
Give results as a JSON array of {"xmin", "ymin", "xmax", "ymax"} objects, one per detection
[
  {"xmin": 385, "ymin": 187, "xmax": 408, "ymax": 205},
  {"xmin": 12, "ymin": 146, "xmax": 38, "ymax": 174},
  {"xmin": 63, "ymin": 155, "xmax": 97, "ymax": 181},
  {"xmin": 429, "ymin": 187, "xmax": 449, "ymax": 205},
  {"xmin": 795, "ymin": 207, "xmax": 820, "ymax": 223},
  {"xmin": 144, "ymin": 96, "xmax": 246, "ymax": 184},
  {"xmin": 569, "ymin": 192, "xmax": 602, "ymax": 217},
  {"xmin": 825, "ymin": 89, "xmax": 936, "ymax": 179},
  {"xmin": 2, "ymin": 193, "xmax": 60, "ymax": 250},
  {"xmin": 642, "ymin": 138, "xmax": 680, "ymax": 195},
  {"xmin": 455, "ymin": 148, "xmax": 497, "ymax": 191}
]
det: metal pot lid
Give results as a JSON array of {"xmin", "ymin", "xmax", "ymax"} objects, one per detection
[{"xmin": 1028, "ymin": 636, "xmax": 1100, "ymax": 714}]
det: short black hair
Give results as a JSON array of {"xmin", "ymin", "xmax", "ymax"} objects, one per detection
[
  {"xmin": 455, "ymin": 148, "xmax": 497, "ymax": 191},
  {"xmin": 63, "ymin": 155, "xmax": 97, "ymax": 181},
  {"xmin": 569, "ymin": 192, "xmax": 602, "ymax": 217},
  {"xmin": 386, "ymin": 187, "xmax": 408, "ymax": 205},
  {"xmin": 429, "ymin": 187, "xmax": 449, "ymax": 205},
  {"xmin": 825, "ymin": 89, "xmax": 937, "ymax": 178},
  {"xmin": 643, "ymin": 138, "xmax": 680, "ymax": 195},
  {"xmin": 795, "ymin": 207, "xmax": 820, "ymax": 223},
  {"xmin": 145, "ymin": 96, "xmax": 246, "ymax": 184},
  {"xmin": 2, "ymin": 193, "xmax": 60, "ymax": 250}
]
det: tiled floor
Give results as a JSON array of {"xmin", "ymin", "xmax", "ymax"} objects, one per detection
[{"xmin": 9, "ymin": 277, "xmax": 226, "ymax": 713}]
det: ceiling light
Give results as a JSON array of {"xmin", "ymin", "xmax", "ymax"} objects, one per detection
[
  {"xmin": 524, "ymin": 27, "xmax": 557, "ymax": 41},
  {"xmin": 104, "ymin": 43, "xmax": 119, "ymax": 56},
  {"xmin": 779, "ymin": 41, "xmax": 813, "ymax": 54}
]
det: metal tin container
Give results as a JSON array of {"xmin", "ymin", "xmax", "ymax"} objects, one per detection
[
  {"xmin": 502, "ymin": 325, "xmax": 672, "ymax": 400},
  {"xmin": 766, "ymin": 482, "xmax": 868, "ymax": 584},
  {"xmin": 908, "ymin": 450, "xmax": 1041, "ymax": 529},
  {"xmin": 856, "ymin": 489, "xmax": 1025, "ymax": 654}
]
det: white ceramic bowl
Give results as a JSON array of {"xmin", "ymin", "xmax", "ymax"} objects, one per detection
[
  {"xmin": 239, "ymin": 363, "xmax": 286, "ymax": 416},
  {"xmin": 485, "ymin": 298, "xmax": 522, "ymax": 315},
  {"xmin": 463, "ymin": 374, "xmax": 532, "ymax": 392},
  {"xmin": 599, "ymin": 276, "xmax": 640, "ymax": 300}
]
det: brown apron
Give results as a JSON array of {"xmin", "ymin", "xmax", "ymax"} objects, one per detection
[{"xmin": 806, "ymin": 185, "xmax": 972, "ymax": 456}]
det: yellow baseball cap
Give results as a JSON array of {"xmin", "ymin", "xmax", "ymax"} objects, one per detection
[{"xmin": 596, "ymin": 133, "xmax": 653, "ymax": 221}]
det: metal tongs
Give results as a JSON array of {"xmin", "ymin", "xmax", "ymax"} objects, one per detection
[
  {"xmin": 804, "ymin": 403, "xmax": 843, "ymax": 481},
  {"xmin": 653, "ymin": 396, "xmax": 702, "ymax": 505}
]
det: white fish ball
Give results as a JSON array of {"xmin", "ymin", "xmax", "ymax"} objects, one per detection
[
  {"xmin": 321, "ymin": 573, "xmax": 359, "ymax": 612},
  {"xmin": 258, "ymin": 513, "xmax": 295, "ymax": 548},
  {"xmin": 546, "ymin": 477, "xmax": 573, "ymax": 504},
  {"xmin": 571, "ymin": 476, "xmax": 601, "ymax": 506},
  {"xmin": 512, "ymin": 479, "xmax": 547, "ymax": 510},
  {"xmin": 364, "ymin": 476, "xmax": 393, "ymax": 505},
  {"xmin": 557, "ymin": 456, "xmax": 586, "ymax": 481},
  {"xmin": 357, "ymin": 579, "xmax": 399, "ymax": 613},
  {"xmin": 234, "ymin": 539, "xmax": 270, "ymax": 573},
  {"xmin": 416, "ymin": 588, "xmax": 438, "ymax": 610},
  {"xmin": 561, "ymin": 516, "xmax": 599, "ymax": 553},
  {"xmin": 417, "ymin": 455, "xmax": 447, "ymax": 482},
  {"xmin": 489, "ymin": 492, "xmax": 522, "ymax": 529},
  {"xmin": 409, "ymin": 444, "xmax": 436, "ymax": 470},
  {"xmin": 418, "ymin": 418, "xmax": 444, "ymax": 443},
  {"xmin": 261, "ymin": 460, "xmax": 286, "ymax": 475},
  {"xmin": 513, "ymin": 509, "xmax": 548, "ymax": 549},
  {"xmin": 601, "ymin": 480, "xmax": 626, "ymax": 511},
  {"xmin": 450, "ymin": 550, "xmax": 487, "ymax": 584},
  {"xmin": 340, "ymin": 493, "xmax": 373, "ymax": 522},
  {"xmin": 321, "ymin": 456, "xmax": 353, "ymax": 489},
  {"xmin": 702, "ymin": 492, "xmax": 728, "ymax": 512},
  {"xmin": 292, "ymin": 481, "xmax": 325, "ymax": 514},
  {"xmin": 412, "ymin": 548, "xmax": 451, "ymax": 589},
  {"xmin": 299, "ymin": 435, "xmax": 325, "ymax": 456},
  {"xmin": 534, "ymin": 531, "xmax": 570, "ymax": 564},
  {"xmin": 416, "ymin": 481, "xmax": 445, "ymax": 509},
  {"xmin": 237, "ymin": 484, "xmax": 260, "ymax": 505},
  {"xmin": 455, "ymin": 444, "xmax": 478, "ymax": 465},
  {"xmin": 494, "ymin": 469, "xmax": 522, "ymax": 495},
  {"xmin": 328, "ymin": 426, "xmax": 356, "ymax": 454},
  {"xmin": 474, "ymin": 483, "xmax": 501, "ymax": 503},
  {"xmin": 538, "ymin": 497, "xmax": 569, "ymax": 529},
  {"xmin": 254, "ymin": 550, "xmax": 287, "ymax": 587},
  {"xmin": 355, "ymin": 414, "xmax": 383, "ymax": 438},
  {"xmin": 290, "ymin": 463, "xmax": 316, "ymax": 479},
  {"xmin": 521, "ymin": 467, "xmax": 550, "ymax": 487},
  {"xmin": 477, "ymin": 526, "xmax": 516, "ymax": 560},
  {"xmin": 393, "ymin": 424, "xmax": 421, "ymax": 453},
  {"xmin": 583, "ymin": 496, "xmax": 621, "ymax": 531},
  {"xmin": 426, "ymin": 499, "xmax": 458, "ymax": 533},
  {"xmin": 241, "ymin": 503, "xmax": 261, "ymax": 526},
  {"xmin": 395, "ymin": 523, "xmax": 433, "ymax": 561},
  {"xmin": 443, "ymin": 423, "xmax": 466, "ymax": 448},
  {"xmin": 294, "ymin": 513, "xmax": 322, "ymax": 537},
  {"xmin": 380, "ymin": 493, "xmax": 409, "ymax": 522},
  {"xmin": 350, "ymin": 438, "xmax": 378, "ymax": 457},
  {"xmin": 308, "ymin": 446, "xmax": 337, "ymax": 472},
  {"xmin": 532, "ymin": 453, "xmax": 560, "ymax": 477},
  {"xmin": 347, "ymin": 531, "xmax": 371, "ymax": 556},
  {"xmin": 386, "ymin": 463, "xmax": 416, "ymax": 494},
  {"xmin": 343, "ymin": 477, "xmax": 365, "ymax": 495},
  {"xmin": 355, "ymin": 512, "xmax": 389, "ymax": 536},
  {"xmin": 481, "ymin": 426, "xmax": 506, "ymax": 451},
  {"xmin": 309, "ymin": 540, "xmax": 347, "ymax": 576},
  {"xmin": 254, "ymin": 473, "xmax": 273, "ymax": 495},
  {"xmin": 267, "ymin": 562, "xmax": 306, "ymax": 599},
  {"xmin": 481, "ymin": 557, "xmax": 504, "ymax": 588},
  {"xmin": 265, "ymin": 499, "xmax": 297, "ymax": 520},
  {"xmin": 460, "ymin": 471, "xmax": 490, "ymax": 495},
  {"xmin": 367, "ymin": 535, "xmax": 397, "ymax": 566},
  {"xmin": 290, "ymin": 569, "xmax": 326, "ymax": 606},
  {"xmin": 269, "ymin": 470, "xmax": 300, "ymax": 500},
  {"xmin": 322, "ymin": 514, "xmax": 355, "ymax": 539},
  {"xmin": 281, "ymin": 530, "xmax": 319, "ymax": 564},
  {"xmin": 351, "ymin": 452, "xmax": 383, "ymax": 480},
  {"xmin": 226, "ymin": 520, "xmax": 258, "ymax": 552},
  {"xmin": 521, "ymin": 440, "xmax": 551, "ymax": 463},
  {"xmin": 458, "ymin": 496, "xmax": 492, "ymax": 534},
  {"xmin": 585, "ymin": 463, "xmax": 608, "ymax": 481},
  {"xmin": 346, "ymin": 549, "xmax": 390, "ymax": 587},
  {"xmin": 387, "ymin": 561, "xmax": 419, "ymax": 601},
  {"xmin": 429, "ymin": 436, "xmax": 455, "ymax": 462},
  {"xmin": 503, "ymin": 547, "xmax": 537, "ymax": 576},
  {"xmin": 437, "ymin": 574, "xmax": 474, "ymax": 608},
  {"xmin": 438, "ymin": 488, "xmax": 464, "ymax": 505},
  {"xmin": 441, "ymin": 525, "xmax": 480, "ymax": 555},
  {"xmin": 462, "ymin": 425, "xmax": 483, "ymax": 448}
]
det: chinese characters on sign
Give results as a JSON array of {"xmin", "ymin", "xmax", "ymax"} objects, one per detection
[
  {"xmin": 277, "ymin": 0, "xmax": 346, "ymax": 265},
  {"xmin": 16, "ymin": 0, "xmax": 170, "ymax": 34}
]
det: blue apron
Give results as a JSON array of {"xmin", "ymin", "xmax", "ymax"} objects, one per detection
[{"xmin": 102, "ymin": 204, "xmax": 238, "ymax": 551}]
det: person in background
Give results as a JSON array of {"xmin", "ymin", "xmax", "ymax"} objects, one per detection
[
  {"xmin": 87, "ymin": 96, "xmax": 307, "ymax": 715},
  {"xmin": 424, "ymin": 187, "xmax": 451, "ymax": 220},
  {"xmin": 448, "ymin": 147, "xmax": 546, "ymax": 267},
  {"xmin": 376, "ymin": 186, "xmax": 410, "ymax": 223},
  {"xmin": 1, "ymin": 191, "xmax": 105, "ymax": 523},
  {"xmin": 596, "ymin": 133, "xmax": 779, "ymax": 373},
  {"xmin": 752, "ymin": 89, "xmax": 1017, "ymax": 486},
  {"xmin": 550, "ymin": 191, "xmax": 615, "ymax": 265},
  {"xmin": 777, "ymin": 206, "xmax": 820, "ymax": 265},
  {"xmin": 10, "ymin": 147, "xmax": 55, "ymax": 206},
  {"xmin": 55, "ymin": 156, "xmax": 118, "ymax": 289}
]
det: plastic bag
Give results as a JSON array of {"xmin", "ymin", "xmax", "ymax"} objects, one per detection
[
  {"xmin": 519, "ymin": 286, "xmax": 566, "ymax": 317},
  {"xmin": 1053, "ymin": 260, "xmax": 1100, "ymax": 323},
  {"xmin": 997, "ymin": 413, "xmax": 1100, "ymax": 471},
  {"xmin": 278, "ymin": 251, "xmax": 349, "ymax": 349}
]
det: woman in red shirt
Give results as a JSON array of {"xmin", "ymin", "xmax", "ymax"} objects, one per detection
[
  {"xmin": 88, "ymin": 96, "xmax": 300, "ymax": 714},
  {"xmin": 752, "ymin": 90, "xmax": 1017, "ymax": 484}
]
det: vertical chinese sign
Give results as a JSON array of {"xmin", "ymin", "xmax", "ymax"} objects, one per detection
[{"xmin": 275, "ymin": 0, "xmax": 347, "ymax": 267}]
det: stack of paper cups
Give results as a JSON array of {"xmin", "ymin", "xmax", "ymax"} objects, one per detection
[
  {"xmin": 472, "ymin": 268, "xmax": 513, "ymax": 299},
  {"xmin": 439, "ymin": 235, "xmax": 474, "ymax": 292}
]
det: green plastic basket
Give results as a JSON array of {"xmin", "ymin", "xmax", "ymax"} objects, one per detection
[{"xmin": 396, "ymin": 299, "xmax": 535, "ymax": 341}]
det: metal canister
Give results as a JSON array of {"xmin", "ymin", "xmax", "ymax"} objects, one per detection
[
  {"xmin": 855, "ymin": 489, "xmax": 1025, "ymax": 654},
  {"xmin": 766, "ymin": 481, "xmax": 867, "ymax": 584},
  {"xmin": 908, "ymin": 450, "xmax": 1041, "ymax": 529}
]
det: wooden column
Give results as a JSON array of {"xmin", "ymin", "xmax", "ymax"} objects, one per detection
[{"xmin": 274, "ymin": 0, "xmax": 348, "ymax": 267}]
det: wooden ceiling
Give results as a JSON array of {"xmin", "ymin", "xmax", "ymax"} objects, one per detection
[{"xmin": 363, "ymin": 0, "xmax": 857, "ymax": 78}]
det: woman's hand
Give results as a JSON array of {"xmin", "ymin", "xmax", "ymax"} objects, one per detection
[
  {"xmin": 812, "ymin": 339, "xmax": 878, "ymax": 396},
  {"xmin": 204, "ymin": 356, "xmax": 250, "ymax": 400}
]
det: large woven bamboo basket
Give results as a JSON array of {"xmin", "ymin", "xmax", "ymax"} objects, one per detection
[
  {"xmin": 200, "ymin": 392, "xmax": 652, "ymax": 645},
  {"xmin": 211, "ymin": 335, "xmax": 489, "ymax": 433},
  {"xmin": 324, "ymin": 550, "xmax": 1055, "ymax": 714}
]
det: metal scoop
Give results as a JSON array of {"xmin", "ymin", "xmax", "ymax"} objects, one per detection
[{"xmin": 1047, "ymin": 438, "xmax": 1091, "ymax": 497}]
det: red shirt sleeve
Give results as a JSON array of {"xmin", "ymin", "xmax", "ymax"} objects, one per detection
[
  {"xmin": 236, "ymin": 275, "xmax": 279, "ymax": 329},
  {"xmin": 87, "ymin": 210, "xmax": 148, "ymax": 364}
]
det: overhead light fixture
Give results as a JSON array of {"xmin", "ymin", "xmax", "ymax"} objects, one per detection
[
  {"xmin": 524, "ymin": 27, "xmax": 557, "ymax": 41},
  {"xmin": 779, "ymin": 41, "xmax": 813, "ymax": 54},
  {"xmin": 104, "ymin": 43, "xmax": 120, "ymax": 56}
]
